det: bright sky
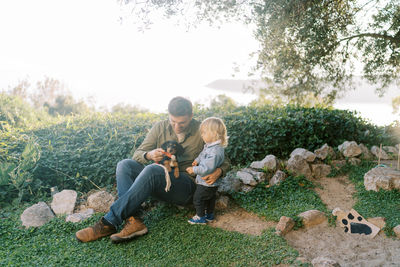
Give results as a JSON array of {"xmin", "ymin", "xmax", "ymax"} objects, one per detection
[
  {"xmin": 0, "ymin": 0, "xmax": 258, "ymax": 112},
  {"xmin": 0, "ymin": 0, "xmax": 398, "ymax": 125}
]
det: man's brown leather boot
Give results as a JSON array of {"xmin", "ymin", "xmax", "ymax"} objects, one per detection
[
  {"xmin": 110, "ymin": 216, "xmax": 148, "ymax": 243},
  {"xmin": 75, "ymin": 217, "xmax": 116, "ymax": 242}
]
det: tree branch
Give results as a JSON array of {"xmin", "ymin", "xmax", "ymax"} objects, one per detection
[{"xmin": 339, "ymin": 32, "xmax": 400, "ymax": 45}]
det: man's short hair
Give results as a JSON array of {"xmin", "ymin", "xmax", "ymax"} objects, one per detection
[{"xmin": 168, "ymin": 97, "xmax": 193, "ymax": 116}]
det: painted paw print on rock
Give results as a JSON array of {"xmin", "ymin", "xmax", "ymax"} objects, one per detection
[{"xmin": 334, "ymin": 209, "xmax": 380, "ymax": 238}]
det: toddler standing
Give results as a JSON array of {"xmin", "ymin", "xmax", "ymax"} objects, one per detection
[{"xmin": 186, "ymin": 117, "xmax": 228, "ymax": 224}]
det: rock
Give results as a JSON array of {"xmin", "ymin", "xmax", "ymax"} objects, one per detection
[
  {"xmin": 314, "ymin": 144, "xmax": 335, "ymax": 160},
  {"xmin": 275, "ymin": 216, "xmax": 295, "ymax": 235},
  {"xmin": 287, "ymin": 155, "xmax": 312, "ymax": 179},
  {"xmin": 218, "ymin": 172, "xmax": 242, "ymax": 194},
  {"xmin": 311, "ymin": 164, "xmax": 332, "ymax": 178},
  {"xmin": 359, "ymin": 144, "xmax": 374, "ymax": 160},
  {"xmin": 383, "ymin": 146, "xmax": 398, "ymax": 155},
  {"xmin": 331, "ymin": 160, "xmax": 346, "ymax": 170},
  {"xmin": 371, "ymin": 146, "xmax": 390, "ymax": 160},
  {"xmin": 367, "ymin": 217, "xmax": 386, "ymax": 229},
  {"xmin": 240, "ymin": 185, "xmax": 254, "ymax": 193},
  {"xmin": 87, "ymin": 191, "xmax": 115, "ymax": 213},
  {"xmin": 338, "ymin": 141, "xmax": 362, "ymax": 158},
  {"xmin": 237, "ymin": 171, "xmax": 257, "ymax": 186},
  {"xmin": 298, "ymin": 210, "xmax": 326, "ymax": 227},
  {"xmin": 394, "ymin": 225, "xmax": 400, "ymax": 238},
  {"xmin": 250, "ymin": 154, "xmax": 277, "ymax": 171},
  {"xmin": 269, "ymin": 170, "xmax": 287, "ymax": 186},
  {"xmin": 241, "ymin": 168, "xmax": 267, "ymax": 183},
  {"xmin": 348, "ymin": 157, "xmax": 361, "ymax": 166},
  {"xmin": 51, "ymin": 190, "xmax": 77, "ymax": 215},
  {"xmin": 21, "ymin": 202, "xmax": 55, "ymax": 228},
  {"xmin": 66, "ymin": 209, "xmax": 95, "ymax": 223},
  {"xmin": 364, "ymin": 167, "xmax": 400, "ymax": 191},
  {"xmin": 290, "ymin": 148, "xmax": 316, "ymax": 162},
  {"xmin": 215, "ymin": 195, "xmax": 229, "ymax": 210},
  {"xmin": 311, "ymin": 256, "xmax": 340, "ymax": 267}
]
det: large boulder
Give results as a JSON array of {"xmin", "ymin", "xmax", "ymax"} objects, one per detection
[
  {"xmin": 311, "ymin": 164, "xmax": 332, "ymax": 178},
  {"xmin": 218, "ymin": 172, "xmax": 242, "ymax": 194},
  {"xmin": 331, "ymin": 160, "xmax": 346, "ymax": 170},
  {"xmin": 383, "ymin": 146, "xmax": 398, "ymax": 155},
  {"xmin": 348, "ymin": 157, "xmax": 361, "ymax": 166},
  {"xmin": 364, "ymin": 167, "xmax": 400, "ymax": 191},
  {"xmin": 338, "ymin": 141, "xmax": 361, "ymax": 158},
  {"xmin": 236, "ymin": 168, "xmax": 267, "ymax": 186},
  {"xmin": 21, "ymin": 202, "xmax": 55, "ymax": 228},
  {"xmin": 87, "ymin": 191, "xmax": 115, "ymax": 213},
  {"xmin": 269, "ymin": 170, "xmax": 287, "ymax": 186},
  {"xmin": 237, "ymin": 170, "xmax": 257, "ymax": 186},
  {"xmin": 51, "ymin": 190, "xmax": 77, "ymax": 215},
  {"xmin": 359, "ymin": 144, "xmax": 374, "ymax": 160},
  {"xmin": 290, "ymin": 148, "xmax": 316, "ymax": 162},
  {"xmin": 314, "ymin": 144, "xmax": 335, "ymax": 160},
  {"xmin": 242, "ymin": 168, "xmax": 267, "ymax": 183},
  {"xmin": 370, "ymin": 146, "xmax": 390, "ymax": 160},
  {"xmin": 250, "ymin": 154, "xmax": 277, "ymax": 171},
  {"xmin": 286, "ymin": 155, "xmax": 312, "ymax": 178}
]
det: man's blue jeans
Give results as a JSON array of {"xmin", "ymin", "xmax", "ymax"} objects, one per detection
[{"xmin": 104, "ymin": 159, "xmax": 196, "ymax": 227}]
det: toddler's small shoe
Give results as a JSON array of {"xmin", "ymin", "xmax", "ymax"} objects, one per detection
[
  {"xmin": 188, "ymin": 215, "xmax": 206, "ymax": 225},
  {"xmin": 205, "ymin": 213, "xmax": 214, "ymax": 222}
]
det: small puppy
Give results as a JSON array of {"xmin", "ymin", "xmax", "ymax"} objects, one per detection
[{"xmin": 160, "ymin": 140, "xmax": 184, "ymax": 178}]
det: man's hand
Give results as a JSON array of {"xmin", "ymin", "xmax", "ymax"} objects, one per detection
[
  {"xmin": 186, "ymin": 167, "xmax": 194, "ymax": 175},
  {"xmin": 192, "ymin": 160, "xmax": 198, "ymax": 166},
  {"xmin": 146, "ymin": 148, "xmax": 165, "ymax": 162},
  {"xmin": 202, "ymin": 168, "xmax": 222, "ymax": 185}
]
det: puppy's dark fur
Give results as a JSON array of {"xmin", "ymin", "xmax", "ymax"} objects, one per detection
[{"xmin": 160, "ymin": 141, "xmax": 184, "ymax": 178}]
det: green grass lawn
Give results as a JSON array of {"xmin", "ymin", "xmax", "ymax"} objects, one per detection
[
  {"xmin": 231, "ymin": 175, "xmax": 330, "ymax": 224},
  {"xmin": 0, "ymin": 204, "xmax": 301, "ymax": 267},
  {"xmin": 2, "ymin": 162, "xmax": 399, "ymax": 266}
]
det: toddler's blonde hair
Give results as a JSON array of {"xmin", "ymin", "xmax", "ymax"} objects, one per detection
[{"xmin": 200, "ymin": 117, "xmax": 228, "ymax": 147}]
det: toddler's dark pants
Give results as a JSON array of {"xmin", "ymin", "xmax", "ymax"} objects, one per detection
[{"xmin": 193, "ymin": 184, "xmax": 217, "ymax": 217}]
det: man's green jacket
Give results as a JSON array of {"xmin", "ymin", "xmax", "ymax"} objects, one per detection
[{"xmin": 133, "ymin": 119, "xmax": 231, "ymax": 180}]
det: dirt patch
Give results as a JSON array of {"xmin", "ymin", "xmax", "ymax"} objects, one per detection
[
  {"xmin": 211, "ymin": 171, "xmax": 400, "ymax": 266},
  {"xmin": 285, "ymin": 221, "xmax": 400, "ymax": 266},
  {"xmin": 210, "ymin": 206, "xmax": 276, "ymax": 236},
  {"xmin": 285, "ymin": 172, "xmax": 400, "ymax": 266},
  {"xmin": 312, "ymin": 175, "xmax": 356, "ymax": 210}
]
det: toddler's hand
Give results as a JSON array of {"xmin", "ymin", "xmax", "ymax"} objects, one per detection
[
  {"xmin": 186, "ymin": 167, "xmax": 194, "ymax": 175},
  {"xmin": 192, "ymin": 160, "xmax": 198, "ymax": 166}
]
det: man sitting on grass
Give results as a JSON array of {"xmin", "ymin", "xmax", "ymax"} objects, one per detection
[{"xmin": 75, "ymin": 96, "xmax": 230, "ymax": 243}]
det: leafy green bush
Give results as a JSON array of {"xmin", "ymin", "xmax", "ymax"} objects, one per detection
[
  {"xmin": 1, "ymin": 104, "xmax": 396, "ymax": 205},
  {"xmin": 0, "ymin": 126, "xmax": 44, "ymax": 206},
  {"xmin": 0, "ymin": 93, "xmax": 49, "ymax": 129},
  {"xmin": 30, "ymin": 112, "xmax": 164, "ymax": 194}
]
